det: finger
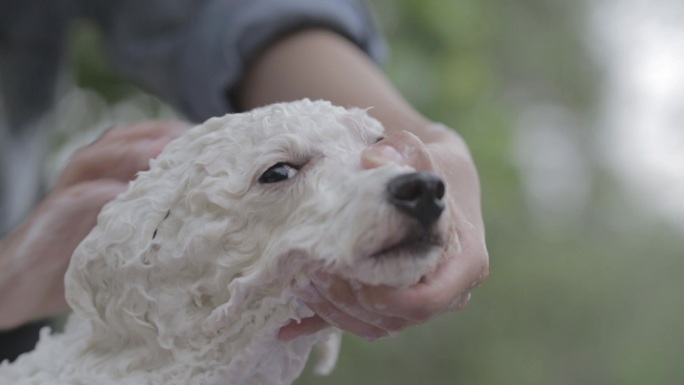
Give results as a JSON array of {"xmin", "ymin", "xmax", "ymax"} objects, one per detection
[
  {"xmin": 57, "ymin": 135, "xmax": 176, "ymax": 189},
  {"xmin": 363, "ymin": 131, "xmax": 435, "ymax": 171},
  {"xmin": 294, "ymin": 282, "xmax": 390, "ymax": 340},
  {"xmin": 307, "ymin": 272, "xmax": 413, "ymax": 332},
  {"xmin": 105, "ymin": 136, "xmax": 177, "ymax": 180},
  {"xmin": 361, "ymin": 144, "xmax": 406, "ymax": 168},
  {"xmin": 278, "ymin": 316, "xmax": 329, "ymax": 341},
  {"xmin": 51, "ymin": 179, "xmax": 130, "ymax": 239},
  {"xmin": 59, "ymin": 121, "xmax": 188, "ymax": 187},
  {"xmin": 98, "ymin": 121, "xmax": 188, "ymax": 143}
]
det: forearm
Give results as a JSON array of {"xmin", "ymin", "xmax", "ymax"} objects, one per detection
[{"xmin": 236, "ymin": 29, "xmax": 436, "ymax": 140}]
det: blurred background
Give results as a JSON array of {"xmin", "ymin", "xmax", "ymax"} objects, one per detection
[{"xmin": 52, "ymin": 0, "xmax": 684, "ymax": 383}]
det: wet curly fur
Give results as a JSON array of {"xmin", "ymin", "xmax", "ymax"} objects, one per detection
[{"xmin": 0, "ymin": 99, "xmax": 452, "ymax": 385}]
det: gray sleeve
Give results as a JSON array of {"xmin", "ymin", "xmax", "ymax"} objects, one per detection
[{"xmin": 97, "ymin": 0, "xmax": 386, "ymax": 123}]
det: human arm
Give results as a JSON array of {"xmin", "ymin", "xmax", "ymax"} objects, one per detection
[{"xmin": 235, "ymin": 29, "xmax": 489, "ymax": 339}]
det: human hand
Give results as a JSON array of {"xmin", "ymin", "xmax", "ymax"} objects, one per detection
[
  {"xmin": 0, "ymin": 121, "xmax": 186, "ymax": 330},
  {"xmin": 279, "ymin": 125, "xmax": 489, "ymax": 341}
]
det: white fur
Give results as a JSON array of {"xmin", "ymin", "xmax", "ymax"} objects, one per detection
[{"xmin": 0, "ymin": 99, "xmax": 453, "ymax": 385}]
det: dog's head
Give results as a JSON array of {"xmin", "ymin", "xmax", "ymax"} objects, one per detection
[{"xmin": 65, "ymin": 99, "xmax": 454, "ymax": 350}]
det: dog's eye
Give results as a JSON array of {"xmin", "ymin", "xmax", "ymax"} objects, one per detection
[{"xmin": 258, "ymin": 163, "xmax": 299, "ymax": 183}]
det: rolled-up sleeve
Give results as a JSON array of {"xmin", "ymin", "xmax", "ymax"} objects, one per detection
[{"xmin": 96, "ymin": 0, "xmax": 386, "ymax": 122}]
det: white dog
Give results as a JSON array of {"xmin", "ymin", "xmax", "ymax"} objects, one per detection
[{"xmin": 0, "ymin": 99, "xmax": 454, "ymax": 385}]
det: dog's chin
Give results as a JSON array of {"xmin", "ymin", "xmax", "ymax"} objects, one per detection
[
  {"xmin": 369, "ymin": 230, "xmax": 443, "ymax": 260},
  {"xmin": 343, "ymin": 229, "xmax": 445, "ymax": 288}
]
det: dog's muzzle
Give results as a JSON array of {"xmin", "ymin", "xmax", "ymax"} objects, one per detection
[{"xmin": 387, "ymin": 171, "xmax": 445, "ymax": 229}]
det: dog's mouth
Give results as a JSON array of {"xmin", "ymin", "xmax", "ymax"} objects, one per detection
[{"xmin": 370, "ymin": 230, "xmax": 443, "ymax": 259}]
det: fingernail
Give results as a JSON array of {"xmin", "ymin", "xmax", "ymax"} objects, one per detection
[
  {"xmin": 363, "ymin": 145, "xmax": 404, "ymax": 166},
  {"xmin": 452, "ymin": 292, "xmax": 472, "ymax": 311},
  {"xmin": 459, "ymin": 292, "xmax": 472, "ymax": 309}
]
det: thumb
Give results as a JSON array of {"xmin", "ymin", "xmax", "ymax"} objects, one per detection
[
  {"xmin": 361, "ymin": 143, "xmax": 405, "ymax": 168},
  {"xmin": 361, "ymin": 131, "xmax": 434, "ymax": 170}
]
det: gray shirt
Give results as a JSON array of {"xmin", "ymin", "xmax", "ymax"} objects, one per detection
[{"xmin": 0, "ymin": 0, "xmax": 385, "ymax": 234}]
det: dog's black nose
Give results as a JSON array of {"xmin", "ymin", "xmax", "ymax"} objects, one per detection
[{"xmin": 387, "ymin": 172, "xmax": 445, "ymax": 228}]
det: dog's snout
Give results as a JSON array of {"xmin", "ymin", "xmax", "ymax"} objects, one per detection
[{"xmin": 387, "ymin": 172, "xmax": 445, "ymax": 228}]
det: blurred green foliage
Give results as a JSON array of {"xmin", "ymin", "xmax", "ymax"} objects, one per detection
[{"xmin": 68, "ymin": 1, "xmax": 683, "ymax": 384}]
